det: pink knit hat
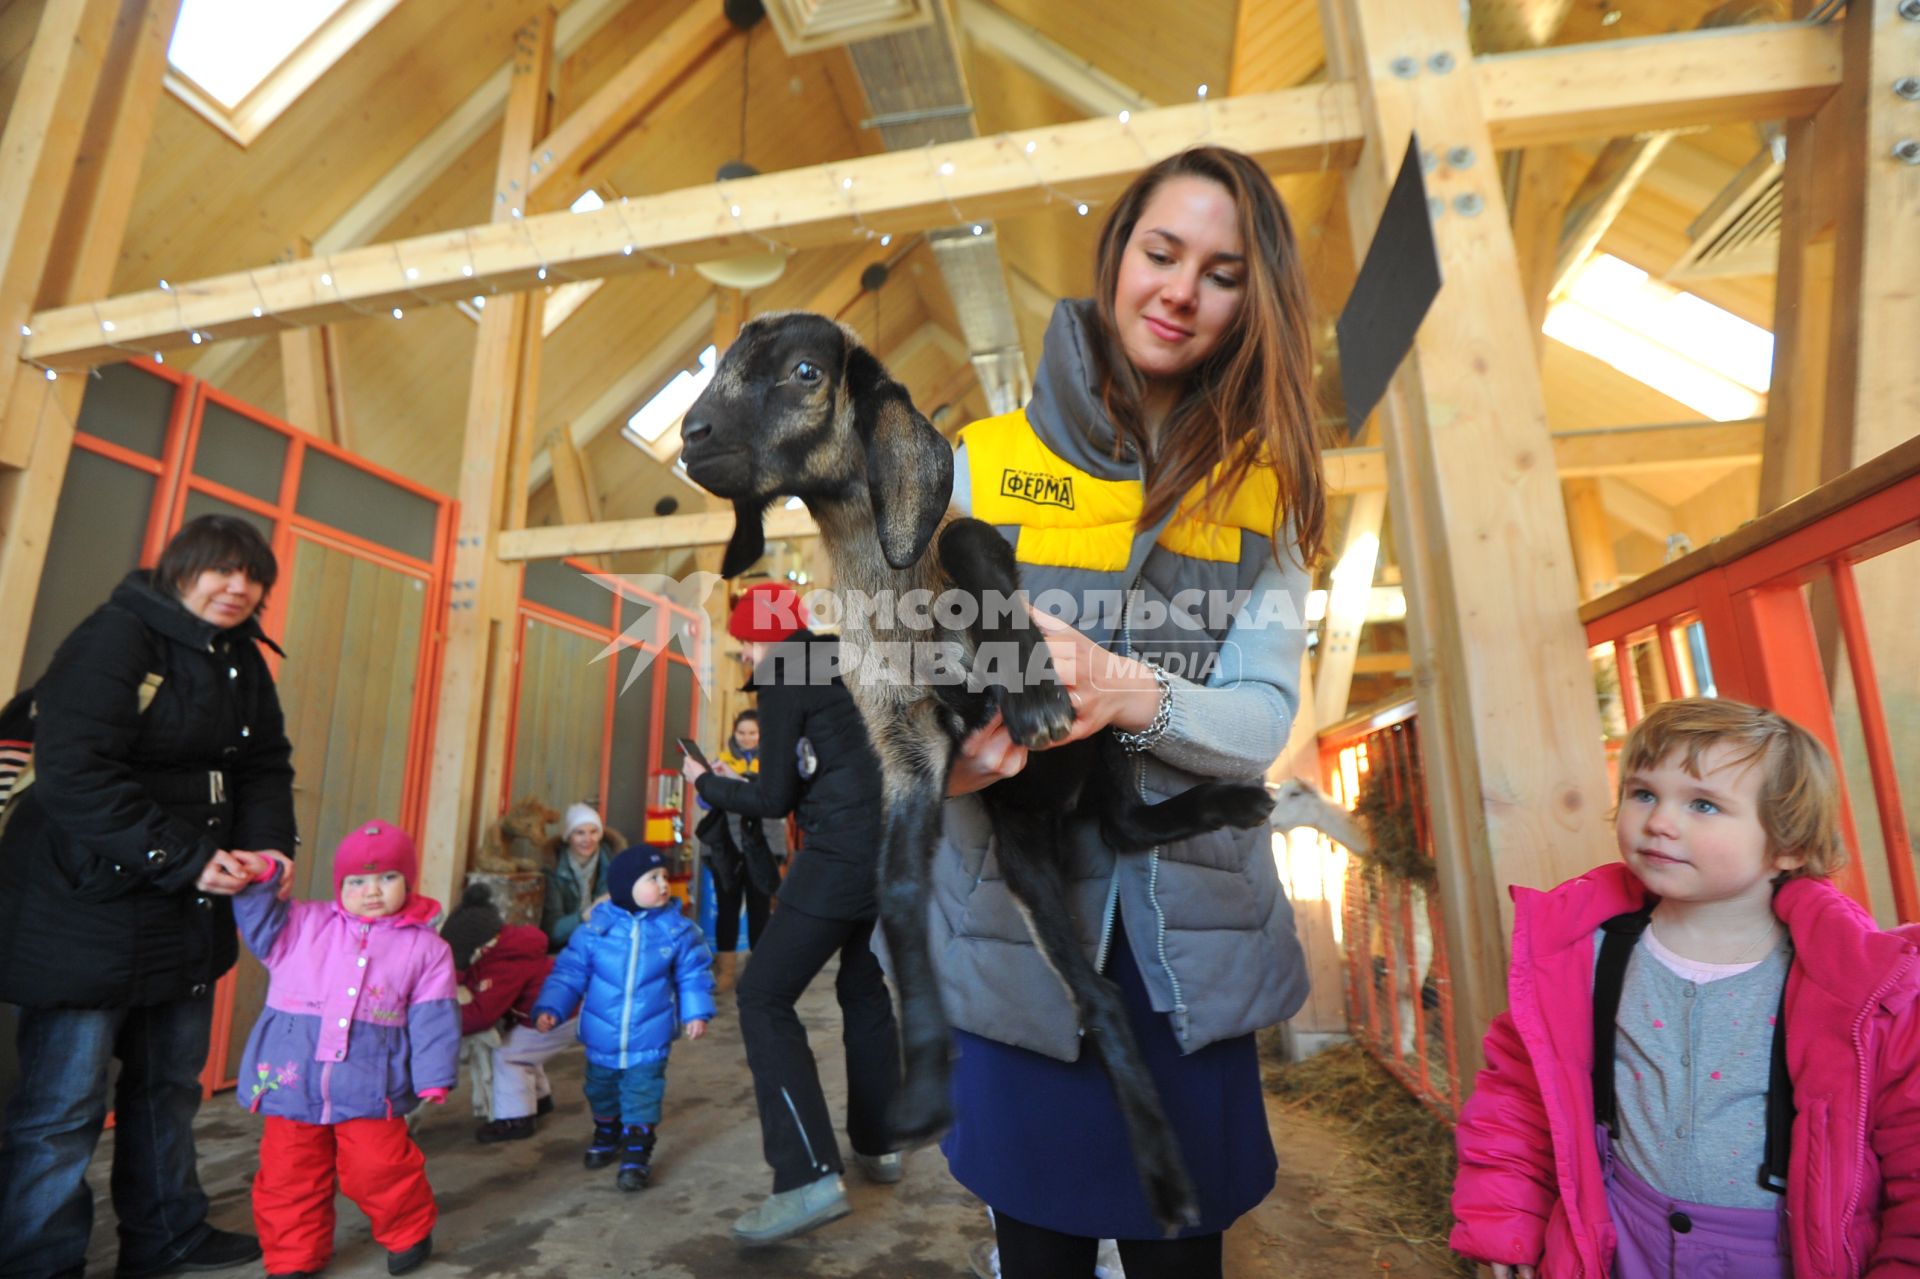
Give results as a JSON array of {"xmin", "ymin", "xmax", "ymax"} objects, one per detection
[{"xmin": 332, "ymin": 819, "xmax": 418, "ymax": 898}]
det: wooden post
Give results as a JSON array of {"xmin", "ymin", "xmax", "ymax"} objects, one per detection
[
  {"xmin": 714, "ymin": 288, "xmax": 748, "ymax": 354},
  {"xmin": 1817, "ymin": 0, "xmax": 1920, "ymax": 918},
  {"xmin": 0, "ymin": 0, "xmax": 179, "ymax": 699},
  {"xmin": 0, "ymin": 0, "xmax": 121, "ymax": 466},
  {"xmin": 1312, "ymin": 489, "xmax": 1384, "ymax": 728},
  {"xmin": 1322, "ymin": 0, "xmax": 1615, "ymax": 1085},
  {"xmin": 1760, "ymin": 0, "xmax": 1841, "ymax": 517},
  {"xmin": 278, "ymin": 238, "xmax": 353, "ymax": 448},
  {"xmin": 1820, "ymin": 0, "xmax": 1919, "ymax": 476},
  {"xmin": 547, "ymin": 429, "xmax": 601, "ymax": 527},
  {"xmin": 1507, "ymin": 146, "xmax": 1568, "ymax": 359},
  {"xmin": 419, "ymin": 8, "xmax": 555, "ymax": 906},
  {"xmin": 1562, "ymin": 477, "xmax": 1619, "ymax": 601}
]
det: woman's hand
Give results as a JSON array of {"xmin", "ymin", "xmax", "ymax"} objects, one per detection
[
  {"xmin": 710, "ymin": 759, "xmax": 739, "ymax": 779},
  {"xmin": 681, "ymin": 756, "xmax": 708, "ymax": 787},
  {"xmin": 1492, "ymin": 1264, "xmax": 1538, "ymax": 1279},
  {"xmin": 456, "ymin": 985, "xmax": 474, "ymax": 1006},
  {"xmin": 195, "ymin": 850, "xmax": 254, "ymax": 896},
  {"xmin": 947, "ymin": 713, "xmax": 1029, "ymax": 796},
  {"xmin": 1025, "ymin": 607, "xmax": 1163, "ymax": 742},
  {"xmin": 581, "ymin": 893, "xmax": 608, "ymax": 921}
]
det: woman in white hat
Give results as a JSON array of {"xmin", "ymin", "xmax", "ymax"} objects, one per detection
[{"xmin": 541, "ymin": 803, "xmax": 617, "ymax": 952}]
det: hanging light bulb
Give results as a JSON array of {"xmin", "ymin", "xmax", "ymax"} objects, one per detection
[{"xmin": 697, "ymin": 6, "xmax": 788, "ymax": 291}]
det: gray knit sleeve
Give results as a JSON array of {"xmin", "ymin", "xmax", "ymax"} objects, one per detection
[{"xmin": 1148, "ymin": 550, "xmax": 1309, "ymax": 779}]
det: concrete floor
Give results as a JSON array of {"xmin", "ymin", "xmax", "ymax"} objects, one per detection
[{"xmin": 77, "ymin": 963, "xmax": 1455, "ymax": 1278}]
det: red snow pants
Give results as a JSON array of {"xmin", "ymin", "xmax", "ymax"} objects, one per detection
[{"xmin": 253, "ymin": 1116, "xmax": 436, "ymax": 1271}]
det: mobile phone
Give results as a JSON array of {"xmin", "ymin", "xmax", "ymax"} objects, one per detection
[{"xmin": 677, "ymin": 737, "xmax": 710, "ymax": 769}]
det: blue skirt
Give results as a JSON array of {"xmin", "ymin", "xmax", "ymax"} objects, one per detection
[{"xmin": 940, "ymin": 919, "xmax": 1278, "ymax": 1239}]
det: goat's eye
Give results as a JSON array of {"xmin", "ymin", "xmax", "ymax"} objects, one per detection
[{"xmin": 792, "ymin": 361, "xmax": 822, "ymax": 384}]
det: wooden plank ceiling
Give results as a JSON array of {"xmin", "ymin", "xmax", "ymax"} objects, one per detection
[{"xmin": 21, "ymin": 0, "xmax": 1780, "ymax": 547}]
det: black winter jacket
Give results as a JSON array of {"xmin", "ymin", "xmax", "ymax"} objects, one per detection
[
  {"xmin": 0, "ymin": 571, "xmax": 297, "ymax": 1008},
  {"xmin": 694, "ymin": 630, "xmax": 882, "ymax": 921}
]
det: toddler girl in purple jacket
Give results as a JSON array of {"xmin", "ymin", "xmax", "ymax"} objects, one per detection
[{"xmin": 232, "ymin": 820, "xmax": 460, "ymax": 1279}]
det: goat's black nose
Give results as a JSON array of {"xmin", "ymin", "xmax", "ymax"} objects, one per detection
[{"xmin": 681, "ymin": 416, "xmax": 712, "ymax": 446}]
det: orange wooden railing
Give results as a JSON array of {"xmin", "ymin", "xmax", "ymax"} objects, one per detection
[
  {"xmin": 1583, "ymin": 434, "xmax": 1920, "ymax": 921},
  {"xmin": 1320, "ymin": 700, "xmax": 1460, "ymax": 1120}
]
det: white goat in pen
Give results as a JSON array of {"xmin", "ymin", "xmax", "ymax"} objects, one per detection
[{"xmin": 1266, "ymin": 778, "xmax": 1437, "ymax": 1059}]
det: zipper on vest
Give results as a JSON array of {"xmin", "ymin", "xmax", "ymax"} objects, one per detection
[
  {"xmin": 1092, "ymin": 578, "xmax": 1144, "ymax": 981},
  {"xmin": 1102, "ymin": 574, "xmax": 1188, "ymax": 1042}
]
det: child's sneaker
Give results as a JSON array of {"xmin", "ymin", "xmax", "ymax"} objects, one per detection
[
  {"xmin": 584, "ymin": 1116, "xmax": 620, "ymax": 1169},
  {"xmin": 387, "ymin": 1233, "xmax": 432, "ymax": 1275},
  {"xmin": 617, "ymin": 1123, "xmax": 656, "ymax": 1191}
]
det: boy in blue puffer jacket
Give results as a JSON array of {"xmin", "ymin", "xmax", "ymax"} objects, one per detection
[{"xmin": 532, "ymin": 845, "xmax": 713, "ymax": 1190}]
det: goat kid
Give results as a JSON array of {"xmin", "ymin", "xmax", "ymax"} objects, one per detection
[{"xmin": 680, "ymin": 313, "xmax": 1274, "ymax": 1232}]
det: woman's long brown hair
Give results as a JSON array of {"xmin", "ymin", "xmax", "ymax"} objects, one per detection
[{"xmin": 1091, "ymin": 147, "xmax": 1324, "ymax": 569}]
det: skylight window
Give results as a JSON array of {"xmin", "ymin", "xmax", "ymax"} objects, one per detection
[
  {"xmin": 1544, "ymin": 255, "xmax": 1772, "ymax": 422},
  {"xmin": 166, "ymin": 0, "xmax": 403, "ymax": 145},
  {"xmin": 623, "ymin": 346, "xmax": 719, "ymax": 461}
]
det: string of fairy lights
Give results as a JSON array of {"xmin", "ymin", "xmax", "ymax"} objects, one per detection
[{"xmin": 24, "ymin": 81, "xmax": 1283, "ymax": 387}]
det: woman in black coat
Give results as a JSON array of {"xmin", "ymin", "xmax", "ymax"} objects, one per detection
[
  {"xmin": 0, "ymin": 515, "xmax": 297, "ymax": 1279},
  {"xmin": 683, "ymin": 582, "xmax": 900, "ymax": 1248}
]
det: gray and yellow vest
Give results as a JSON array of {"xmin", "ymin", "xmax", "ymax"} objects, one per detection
[{"xmin": 926, "ymin": 299, "xmax": 1309, "ymax": 1062}]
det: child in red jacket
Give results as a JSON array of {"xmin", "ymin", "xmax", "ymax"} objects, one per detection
[
  {"xmin": 440, "ymin": 886, "xmax": 572, "ymax": 1143},
  {"xmin": 1452, "ymin": 698, "xmax": 1920, "ymax": 1279}
]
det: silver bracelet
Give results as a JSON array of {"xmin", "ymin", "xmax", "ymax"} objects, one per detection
[{"xmin": 1112, "ymin": 662, "xmax": 1174, "ymax": 754}]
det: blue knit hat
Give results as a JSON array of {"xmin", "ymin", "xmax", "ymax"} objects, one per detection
[{"xmin": 607, "ymin": 845, "xmax": 670, "ymax": 910}]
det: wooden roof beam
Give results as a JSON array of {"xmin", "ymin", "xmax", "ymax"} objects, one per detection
[
  {"xmin": 526, "ymin": 0, "xmax": 737, "ymax": 208},
  {"xmin": 22, "ymin": 22, "xmax": 1841, "ymax": 367},
  {"xmin": 502, "ymin": 417, "xmax": 1763, "ymax": 562}
]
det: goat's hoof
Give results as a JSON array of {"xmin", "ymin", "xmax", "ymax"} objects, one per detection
[
  {"xmin": 1203, "ymin": 783, "xmax": 1276, "ymax": 830},
  {"xmin": 1001, "ymin": 681, "xmax": 1074, "ymax": 749},
  {"xmin": 887, "ymin": 1082, "xmax": 954, "ymax": 1146}
]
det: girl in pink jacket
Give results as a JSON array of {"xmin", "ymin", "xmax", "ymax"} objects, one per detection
[
  {"xmin": 233, "ymin": 820, "xmax": 459, "ymax": 1279},
  {"xmin": 1452, "ymin": 698, "xmax": 1920, "ymax": 1278}
]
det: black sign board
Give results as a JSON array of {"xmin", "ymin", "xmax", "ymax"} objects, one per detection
[{"xmin": 1335, "ymin": 134, "xmax": 1443, "ymax": 439}]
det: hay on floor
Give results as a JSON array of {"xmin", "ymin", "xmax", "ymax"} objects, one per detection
[{"xmin": 1264, "ymin": 1041, "xmax": 1473, "ymax": 1277}]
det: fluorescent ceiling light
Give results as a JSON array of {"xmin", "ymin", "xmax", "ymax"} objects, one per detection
[
  {"xmin": 169, "ymin": 0, "xmax": 351, "ymax": 107},
  {"xmin": 1545, "ymin": 306, "xmax": 1764, "ymax": 422},
  {"xmin": 1547, "ymin": 254, "xmax": 1771, "ymax": 421}
]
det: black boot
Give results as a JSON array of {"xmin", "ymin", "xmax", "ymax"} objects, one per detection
[
  {"xmin": 584, "ymin": 1115, "xmax": 621, "ymax": 1169},
  {"xmin": 616, "ymin": 1123, "xmax": 656, "ymax": 1191},
  {"xmin": 386, "ymin": 1233, "xmax": 432, "ymax": 1276},
  {"xmin": 536, "ymin": 1094, "xmax": 555, "ymax": 1117},
  {"xmin": 117, "ymin": 1227, "xmax": 262, "ymax": 1277},
  {"xmin": 475, "ymin": 1115, "xmax": 535, "ymax": 1143}
]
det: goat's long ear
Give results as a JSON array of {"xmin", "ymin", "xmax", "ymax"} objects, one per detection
[
  {"xmin": 846, "ymin": 343, "xmax": 952, "ymax": 570},
  {"xmin": 720, "ymin": 498, "xmax": 769, "ymax": 578}
]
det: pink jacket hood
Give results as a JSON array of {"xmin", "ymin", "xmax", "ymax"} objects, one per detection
[{"xmin": 1451, "ymin": 862, "xmax": 1920, "ymax": 1278}]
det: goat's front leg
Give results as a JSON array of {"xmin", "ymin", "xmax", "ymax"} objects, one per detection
[
  {"xmin": 937, "ymin": 519, "xmax": 1073, "ymax": 749},
  {"xmin": 870, "ymin": 713, "xmax": 957, "ymax": 1145},
  {"xmin": 984, "ymin": 805, "xmax": 1203, "ymax": 1235},
  {"xmin": 1090, "ymin": 732, "xmax": 1275, "ymax": 851}
]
